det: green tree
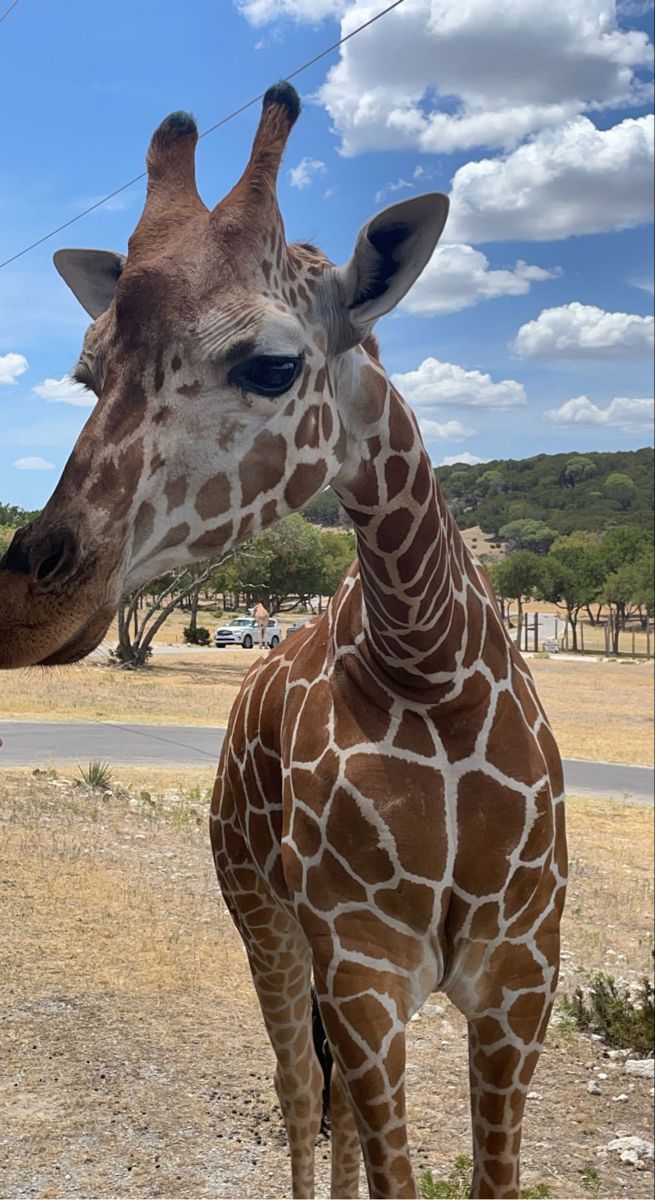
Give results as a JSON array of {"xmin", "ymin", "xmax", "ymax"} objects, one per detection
[
  {"xmin": 488, "ymin": 551, "xmax": 543, "ymax": 645},
  {"xmin": 477, "ymin": 469, "xmax": 505, "ymax": 497},
  {"xmin": 632, "ymin": 548, "xmax": 654, "ymax": 619},
  {"xmin": 315, "ymin": 530, "xmax": 356, "ymax": 599},
  {"xmin": 113, "ymin": 556, "xmax": 231, "ymax": 668},
  {"xmin": 604, "ymin": 472, "xmax": 636, "ymax": 511},
  {"xmin": 216, "ymin": 515, "xmax": 323, "ymax": 613},
  {"xmin": 537, "ymin": 541, "xmax": 604, "ymax": 652},
  {"xmin": 599, "ymin": 525, "xmax": 649, "ymax": 574},
  {"xmin": 560, "ymin": 456, "xmax": 597, "ymax": 487},
  {"xmin": 499, "ymin": 519, "xmax": 558, "ymax": 555},
  {"xmin": 0, "ymin": 502, "xmax": 40, "ymax": 527},
  {"xmin": 598, "ymin": 542, "xmax": 654, "ymax": 651}
]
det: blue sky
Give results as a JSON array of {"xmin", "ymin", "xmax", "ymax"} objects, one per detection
[{"xmin": 0, "ymin": 0, "xmax": 653, "ymax": 511}]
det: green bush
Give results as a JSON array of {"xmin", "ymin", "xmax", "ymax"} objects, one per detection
[
  {"xmin": 183, "ymin": 625, "xmax": 211, "ymax": 645},
  {"xmin": 561, "ymin": 972, "xmax": 654, "ymax": 1055}
]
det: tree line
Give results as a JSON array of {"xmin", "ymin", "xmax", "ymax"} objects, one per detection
[
  {"xmin": 299, "ymin": 448, "xmax": 654, "ymax": 540},
  {"xmin": 489, "ymin": 525, "xmax": 653, "ymax": 652},
  {"xmin": 436, "ymin": 447, "xmax": 653, "ymax": 538}
]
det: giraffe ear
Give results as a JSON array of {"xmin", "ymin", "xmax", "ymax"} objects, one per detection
[
  {"xmin": 53, "ymin": 249, "xmax": 126, "ymax": 319},
  {"xmin": 322, "ymin": 193, "xmax": 449, "ymax": 352}
]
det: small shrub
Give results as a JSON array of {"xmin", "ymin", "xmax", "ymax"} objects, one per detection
[
  {"xmin": 419, "ymin": 1157, "xmax": 472, "ymax": 1199},
  {"xmin": 419, "ymin": 1159, "xmax": 552, "ymax": 1199},
  {"xmin": 77, "ymin": 761, "xmax": 113, "ymax": 793},
  {"xmin": 108, "ymin": 643, "xmax": 153, "ymax": 666},
  {"xmin": 561, "ymin": 972, "xmax": 654, "ymax": 1055},
  {"xmin": 183, "ymin": 625, "xmax": 211, "ymax": 645},
  {"xmin": 580, "ymin": 1165, "xmax": 601, "ymax": 1195}
]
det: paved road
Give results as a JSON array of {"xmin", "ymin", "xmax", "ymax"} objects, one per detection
[{"xmin": 0, "ymin": 721, "xmax": 652, "ymax": 802}]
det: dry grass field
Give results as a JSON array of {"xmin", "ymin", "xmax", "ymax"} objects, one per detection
[
  {"xmin": 0, "ymin": 768, "xmax": 652, "ymax": 1199},
  {"xmin": 2, "ymin": 649, "xmax": 653, "ymax": 766}
]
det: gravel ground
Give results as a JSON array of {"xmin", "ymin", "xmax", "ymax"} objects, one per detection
[{"xmin": 0, "ymin": 770, "xmax": 652, "ymax": 1199}]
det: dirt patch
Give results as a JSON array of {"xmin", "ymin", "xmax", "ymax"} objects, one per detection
[{"xmin": 0, "ymin": 771, "xmax": 652, "ymax": 1198}]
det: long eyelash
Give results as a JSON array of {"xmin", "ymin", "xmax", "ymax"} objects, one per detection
[{"xmin": 71, "ymin": 364, "xmax": 94, "ymax": 390}]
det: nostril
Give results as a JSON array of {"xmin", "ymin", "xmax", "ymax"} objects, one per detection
[
  {"xmin": 33, "ymin": 531, "xmax": 76, "ymax": 585},
  {"xmin": 35, "ymin": 550, "xmax": 67, "ymax": 582}
]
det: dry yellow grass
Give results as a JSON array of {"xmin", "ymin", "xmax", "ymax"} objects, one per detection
[
  {"xmin": 562, "ymin": 793, "xmax": 654, "ymax": 972},
  {"xmin": 0, "ymin": 769, "xmax": 652, "ymax": 1198},
  {"xmin": 2, "ymin": 650, "xmax": 248, "ymax": 725},
  {"xmin": 2, "ymin": 651, "xmax": 652, "ymax": 767},
  {"xmin": 530, "ymin": 657, "xmax": 654, "ymax": 765}
]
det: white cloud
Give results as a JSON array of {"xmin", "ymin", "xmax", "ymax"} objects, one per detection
[
  {"xmin": 401, "ymin": 243, "xmax": 559, "ymax": 315},
  {"xmin": 13, "ymin": 456, "xmax": 55, "ymax": 471},
  {"xmin": 32, "ymin": 374, "xmax": 95, "ymax": 406},
  {"xmin": 392, "ymin": 357, "xmax": 527, "ymax": 411},
  {"xmin": 288, "ymin": 156, "xmax": 327, "ymax": 189},
  {"xmin": 546, "ymin": 394, "xmax": 654, "ymax": 433},
  {"xmin": 0, "ymin": 352, "xmax": 28, "ymax": 385},
  {"xmin": 374, "ymin": 176, "xmax": 414, "ymax": 204},
  {"xmin": 628, "ymin": 274, "xmax": 655, "ymax": 295},
  {"xmin": 236, "ymin": 0, "xmax": 346, "ymax": 21},
  {"xmin": 513, "ymin": 302, "xmax": 654, "ymax": 360},
  {"xmin": 447, "ymin": 115, "xmax": 654, "ymax": 242},
  {"xmin": 70, "ymin": 191, "xmax": 139, "ymax": 215},
  {"xmin": 440, "ymin": 451, "xmax": 489, "ymax": 466},
  {"xmin": 262, "ymin": 0, "xmax": 654, "ymax": 157},
  {"xmin": 418, "ymin": 417, "xmax": 475, "ymax": 441},
  {"xmin": 374, "ymin": 165, "xmax": 436, "ymax": 204}
]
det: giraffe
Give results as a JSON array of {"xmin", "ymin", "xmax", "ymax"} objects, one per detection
[{"xmin": 0, "ymin": 83, "xmax": 567, "ymax": 1199}]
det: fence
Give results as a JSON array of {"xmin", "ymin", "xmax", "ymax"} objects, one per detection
[{"xmin": 512, "ymin": 612, "xmax": 653, "ymax": 658}]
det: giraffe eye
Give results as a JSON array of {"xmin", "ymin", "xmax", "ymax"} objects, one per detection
[{"xmin": 230, "ymin": 355, "xmax": 302, "ymax": 397}]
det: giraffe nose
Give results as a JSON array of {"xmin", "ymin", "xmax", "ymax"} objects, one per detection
[
  {"xmin": 33, "ymin": 532, "xmax": 76, "ymax": 584},
  {"xmin": 1, "ymin": 526, "xmax": 77, "ymax": 585}
]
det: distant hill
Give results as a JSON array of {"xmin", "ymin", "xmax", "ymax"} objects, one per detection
[
  {"xmin": 3, "ymin": 447, "xmax": 653, "ymax": 552},
  {"xmin": 435, "ymin": 448, "xmax": 654, "ymax": 538},
  {"xmin": 303, "ymin": 447, "xmax": 654, "ymax": 539}
]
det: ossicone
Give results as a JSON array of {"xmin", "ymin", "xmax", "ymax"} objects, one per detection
[
  {"xmin": 145, "ymin": 109, "xmax": 203, "ymax": 207},
  {"xmin": 216, "ymin": 81, "xmax": 301, "ymax": 211}
]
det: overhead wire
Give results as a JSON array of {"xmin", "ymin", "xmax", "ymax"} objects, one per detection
[
  {"xmin": 0, "ymin": 0, "xmax": 23, "ymax": 27},
  {"xmin": 0, "ymin": 0, "xmax": 407, "ymax": 271}
]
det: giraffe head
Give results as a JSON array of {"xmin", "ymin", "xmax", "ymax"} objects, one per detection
[{"xmin": 0, "ymin": 83, "xmax": 448, "ymax": 668}]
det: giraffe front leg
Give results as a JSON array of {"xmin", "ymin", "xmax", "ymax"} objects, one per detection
[
  {"xmin": 466, "ymin": 992, "xmax": 553, "ymax": 1200},
  {"xmin": 448, "ymin": 913, "xmax": 561, "ymax": 1200},
  {"xmin": 312, "ymin": 969, "xmax": 418, "ymax": 1200}
]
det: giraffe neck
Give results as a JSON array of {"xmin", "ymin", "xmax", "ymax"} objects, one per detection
[{"xmin": 332, "ymin": 348, "xmax": 483, "ymax": 695}]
